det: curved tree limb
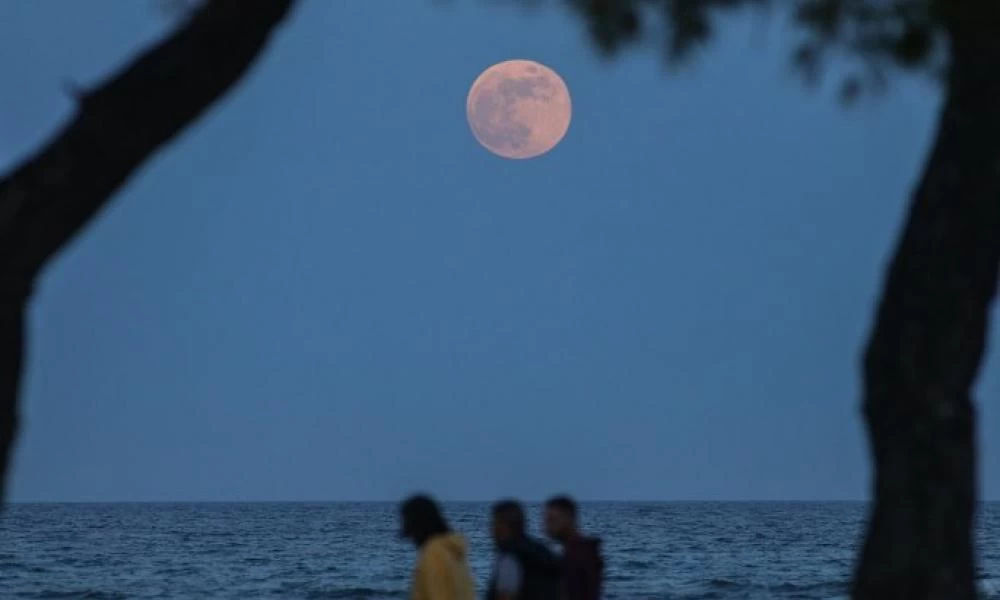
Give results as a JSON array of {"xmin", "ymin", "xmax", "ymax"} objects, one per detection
[{"xmin": 0, "ymin": 0, "xmax": 298, "ymax": 503}]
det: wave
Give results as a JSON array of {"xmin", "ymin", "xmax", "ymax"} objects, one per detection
[
  {"xmin": 682, "ymin": 578, "xmax": 1000, "ymax": 599},
  {"xmin": 621, "ymin": 559, "xmax": 656, "ymax": 570},
  {"xmin": 980, "ymin": 577, "xmax": 1000, "ymax": 598},
  {"xmin": 706, "ymin": 578, "xmax": 741, "ymax": 589},
  {"xmin": 705, "ymin": 578, "xmax": 848, "ymax": 591},
  {"xmin": 304, "ymin": 587, "xmax": 404, "ymax": 599},
  {"xmin": 20, "ymin": 591, "xmax": 127, "ymax": 600},
  {"xmin": 694, "ymin": 578, "xmax": 849, "ymax": 598}
]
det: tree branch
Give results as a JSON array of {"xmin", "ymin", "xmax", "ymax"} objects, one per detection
[{"xmin": 0, "ymin": 0, "xmax": 298, "ymax": 503}]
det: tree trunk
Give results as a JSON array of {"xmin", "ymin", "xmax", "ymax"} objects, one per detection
[
  {"xmin": 0, "ymin": 297, "xmax": 24, "ymax": 504},
  {"xmin": 0, "ymin": 0, "xmax": 297, "ymax": 503},
  {"xmin": 852, "ymin": 23, "xmax": 1000, "ymax": 600}
]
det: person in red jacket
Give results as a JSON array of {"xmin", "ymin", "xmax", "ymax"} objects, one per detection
[{"xmin": 543, "ymin": 496, "xmax": 604, "ymax": 600}]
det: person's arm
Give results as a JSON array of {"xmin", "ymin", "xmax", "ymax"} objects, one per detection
[
  {"xmin": 494, "ymin": 554, "xmax": 523, "ymax": 600},
  {"xmin": 564, "ymin": 548, "xmax": 602, "ymax": 600}
]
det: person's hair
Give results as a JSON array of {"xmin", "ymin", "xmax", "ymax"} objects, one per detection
[
  {"xmin": 401, "ymin": 494, "xmax": 450, "ymax": 546},
  {"xmin": 545, "ymin": 495, "xmax": 578, "ymax": 520},
  {"xmin": 491, "ymin": 499, "xmax": 526, "ymax": 535}
]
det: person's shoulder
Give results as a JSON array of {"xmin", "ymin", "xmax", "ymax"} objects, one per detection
[
  {"xmin": 495, "ymin": 553, "xmax": 523, "ymax": 579},
  {"xmin": 508, "ymin": 537, "xmax": 560, "ymax": 573},
  {"xmin": 515, "ymin": 536, "xmax": 555, "ymax": 557},
  {"xmin": 565, "ymin": 536, "xmax": 603, "ymax": 559},
  {"xmin": 527, "ymin": 535, "xmax": 557, "ymax": 551},
  {"xmin": 571, "ymin": 535, "xmax": 602, "ymax": 548},
  {"xmin": 422, "ymin": 532, "xmax": 468, "ymax": 562}
]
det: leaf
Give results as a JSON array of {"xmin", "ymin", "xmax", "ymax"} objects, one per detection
[
  {"xmin": 793, "ymin": 41, "xmax": 824, "ymax": 84},
  {"xmin": 839, "ymin": 76, "xmax": 862, "ymax": 105},
  {"xmin": 795, "ymin": 0, "xmax": 842, "ymax": 37},
  {"xmin": 893, "ymin": 24, "xmax": 934, "ymax": 67}
]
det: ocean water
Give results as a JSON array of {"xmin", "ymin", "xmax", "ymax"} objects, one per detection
[{"xmin": 2, "ymin": 502, "xmax": 998, "ymax": 599}]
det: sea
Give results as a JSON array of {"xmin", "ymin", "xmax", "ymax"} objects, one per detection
[{"xmin": 2, "ymin": 502, "xmax": 999, "ymax": 599}]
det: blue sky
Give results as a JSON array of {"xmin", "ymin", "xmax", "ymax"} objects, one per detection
[{"xmin": 1, "ymin": 1, "xmax": 996, "ymax": 502}]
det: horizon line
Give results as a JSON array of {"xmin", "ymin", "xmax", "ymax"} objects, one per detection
[
  {"xmin": 9, "ymin": 498, "xmax": 1000, "ymax": 505},
  {"xmin": 0, "ymin": 498, "xmax": 928, "ymax": 505}
]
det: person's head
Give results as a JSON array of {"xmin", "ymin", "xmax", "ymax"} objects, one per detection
[
  {"xmin": 491, "ymin": 499, "xmax": 526, "ymax": 545},
  {"xmin": 544, "ymin": 495, "xmax": 579, "ymax": 542},
  {"xmin": 400, "ymin": 494, "xmax": 450, "ymax": 548}
]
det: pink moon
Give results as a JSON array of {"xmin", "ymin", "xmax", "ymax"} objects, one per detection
[{"xmin": 466, "ymin": 59, "xmax": 572, "ymax": 159}]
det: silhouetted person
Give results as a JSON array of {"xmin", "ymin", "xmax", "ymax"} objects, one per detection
[
  {"xmin": 487, "ymin": 499, "xmax": 561, "ymax": 600},
  {"xmin": 544, "ymin": 496, "xmax": 603, "ymax": 600},
  {"xmin": 401, "ymin": 494, "xmax": 476, "ymax": 600}
]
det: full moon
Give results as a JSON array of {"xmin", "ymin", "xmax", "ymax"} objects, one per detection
[{"xmin": 466, "ymin": 59, "xmax": 572, "ymax": 159}]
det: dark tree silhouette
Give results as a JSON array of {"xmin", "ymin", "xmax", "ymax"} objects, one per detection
[
  {"xmin": 0, "ymin": 0, "xmax": 298, "ymax": 502},
  {"xmin": 551, "ymin": 1, "xmax": 999, "ymax": 598}
]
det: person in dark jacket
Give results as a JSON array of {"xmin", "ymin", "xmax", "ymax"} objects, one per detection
[
  {"xmin": 487, "ymin": 499, "xmax": 561, "ymax": 600},
  {"xmin": 544, "ymin": 496, "xmax": 604, "ymax": 600}
]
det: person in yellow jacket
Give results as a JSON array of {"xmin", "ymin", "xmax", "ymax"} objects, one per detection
[{"xmin": 401, "ymin": 494, "xmax": 477, "ymax": 600}]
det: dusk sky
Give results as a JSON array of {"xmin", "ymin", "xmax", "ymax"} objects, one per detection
[{"xmin": 2, "ymin": 1, "xmax": 996, "ymax": 502}]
